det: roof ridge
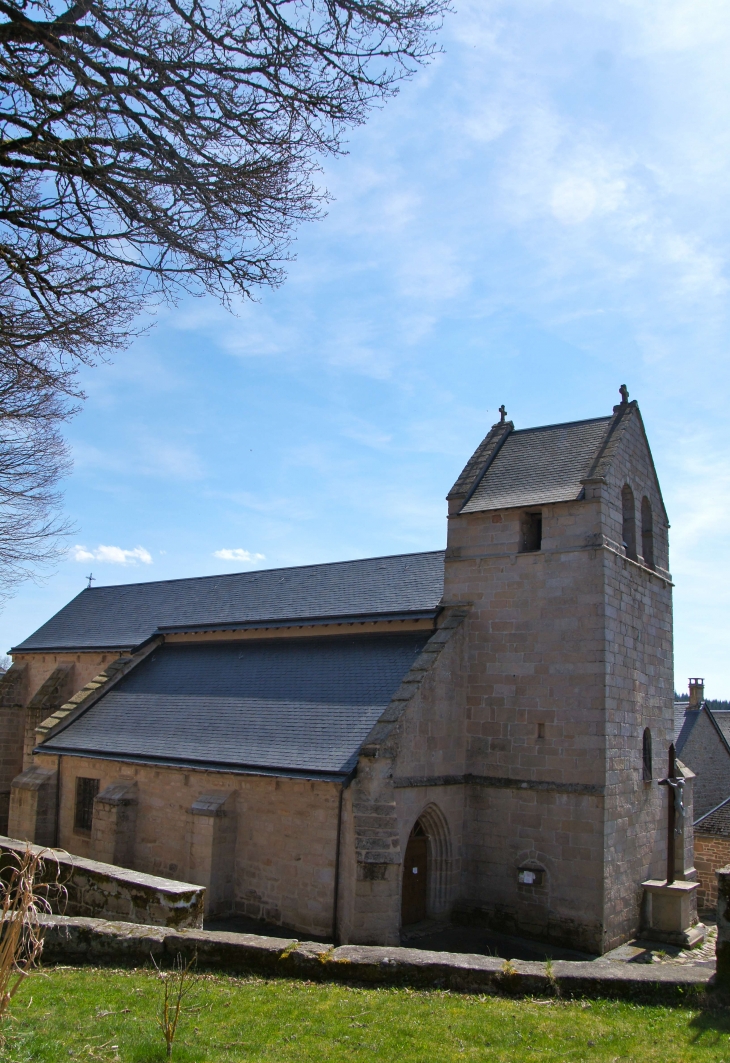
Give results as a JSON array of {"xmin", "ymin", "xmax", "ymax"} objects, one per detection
[
  {"xmin": 509, "ymin": 414, "xmax": 613, "ymax": 436},
  {"xmin": 694, "ymin": 793, "xmax": 730, "ymax": 826},
  {"xmin": 81, "ymin": 549, "xmax": 447, "ymax": 593}
]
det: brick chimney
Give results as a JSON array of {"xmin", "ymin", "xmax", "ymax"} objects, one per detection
[{"xmin": 689, "ymin": 678, "xmax": 705, "ymax": 708}]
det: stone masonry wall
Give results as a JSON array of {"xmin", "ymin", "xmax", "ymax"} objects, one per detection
[
  {"xmin": 0, "ymin": 652, "xmax": 122, "ymax": 834},
  {"xmin": 390, "ymin": 616, "xmax": 469, "ymax": 923},
  {"xmin": 45, "ymin": 753, "xmax": 341, "ymax": 938},
  {"xmin": 0, "ymin": 665, "xmax": 28, "ymax": 832},
  {"xmin": 338, "ymin": 611, "xmax": 468, "ymax": 946},
  {"xmin": 442, "ymin": 494, "xmax": 608, "ymax": 952},
  {"xmin": 11, "ymin": 651, "xmax": 126, "ymax": 703},
  {"xmin": 598, "ymin": 409, "xmax": 675, "ymax": 950},
  {"xmin": 695, "ymin": 834, "xmax": 730, "ymax": 911},
  {"xmin": 435, "ymin": 402, "xmax": 673, "ymax": 954},
  {"xmin": 22, "ymin": 665, "xmax": 75, "ymax": 769}
]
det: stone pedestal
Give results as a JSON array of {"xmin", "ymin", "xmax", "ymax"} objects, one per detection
[
  {"xmin": 641, "ymin": 879, "xmax": 706, "ymax": 948},
  {"xmin": 715, "ymin": 865, "xmax": 730, "ymax": 979}
]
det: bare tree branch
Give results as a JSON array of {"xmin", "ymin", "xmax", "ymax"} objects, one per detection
[
  {"xmin": 0, "ymin": 0, "xmax": 448, "ymax": 376},
  {"xmin": 0, "ymin": 364, "xmax": 73, "ymax": 602},
  {"xmin": 0, "ymin": 0, "xmax": 448, "ymax": 601}
]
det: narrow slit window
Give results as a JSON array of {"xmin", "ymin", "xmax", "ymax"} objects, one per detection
[
  {"xmin": 520, "ymin": 512, "xmax": 542, "ymax": 552},
  {"xmin": 622, "ymin": 485, "xmax": 637, "ymax": 560},
  {"xmin": 74, "ymin": 777, "xmax": 99, "ymax": 833},
  {"xmin": 642, "ymin": 728, "xmax": 653, "ymax": 782},
  {"xmin": 641, "ymin": 496, "xmax": 655, "ymax": 569}
]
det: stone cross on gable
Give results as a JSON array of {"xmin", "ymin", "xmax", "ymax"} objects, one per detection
[{"xmin": 499, "ymin": 404, "xmax": 507, "ymax": 424}]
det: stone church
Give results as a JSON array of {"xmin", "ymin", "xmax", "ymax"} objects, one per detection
[{"xmin": 0, "ymin": 391, "xmax": 690, "ymax": 953}]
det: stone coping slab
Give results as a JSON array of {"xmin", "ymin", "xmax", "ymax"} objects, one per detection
[
  {"xmin": 0, "ymin": 837, "xmax": 198, "ymax": 894},
  {"xmin": 39, "ymin": 915, "xmax": 715, "ymax": 1001},
  {"xmin": 0, "ymin": 837, "xmax": 204, "ymax": 928}
]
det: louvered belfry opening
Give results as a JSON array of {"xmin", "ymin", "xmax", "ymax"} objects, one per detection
[
  {"xmin": 641, "ymin": 496, "xmax": 655, "ymax": 569},
  {"xmin": 642, "ymin": 728, "xmax": 653, "ymax": 782},
  {"xmin": 520, "ymin": 511, "xmax": 542, "ymax": 552},
  {"xmin": 622, "ymin": 484, "xmax": 637, "ymax": 560}
]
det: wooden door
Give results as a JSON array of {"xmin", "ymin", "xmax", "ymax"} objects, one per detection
[{"xmin": 401, "ymin": 829, "xmax": 428, "ymax": 925}]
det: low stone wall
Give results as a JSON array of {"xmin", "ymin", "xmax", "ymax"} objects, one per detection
[
  {"xmin": 0, "ymin": 836, "xmax": 204, "ymax": 929},
  {"xmin": 695, "ymin": 835, "xmax": 730, "ymax": 911},
  {"xmin": 38, "ymin": 914, "xmax": 714, "ymax": 1001}
]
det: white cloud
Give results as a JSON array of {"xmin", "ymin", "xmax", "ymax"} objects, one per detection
[
  {"xmin": 71, "ymin": 545, "xmax": 153, "ymax": 565},
  {"xmin": 213, "ymin": 549, "xmax": 266, "ymax": 563},
  {"xmin": 550, "ymin": 177, "xmax": 599, "ymax": 225},
  {"xmin": 71, "ymin": 546, "xmax": 94, "ymax": 563}
]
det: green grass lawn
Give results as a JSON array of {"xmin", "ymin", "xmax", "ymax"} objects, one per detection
[{"xmin": 1, "ymin": 966, "xmax": 730, "ymax": 1062}]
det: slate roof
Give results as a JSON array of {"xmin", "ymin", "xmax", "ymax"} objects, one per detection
[
  {"xmin": 711, "ymin": 711, "xmax": 730, "ymax": 748},
  {"xmin": 695, "ymin": 795, "xmax": 730, "ymax": 836},
  {"xmin": 40, "ymin": 636, "xmax": 430, "ymax": 777},
  {"xmin": 675, "ymin": 703, "xmax": 730, "ymax": 757},
  {"xmin": 674, "ymin": 701, "xmax": 686, "ymax": 743},
  {"xmin": 460, "ymin": 416, "xmax": 613, "ymax": 513},
  {"xmin": 14, "ymin": 551, "xmax": 445, "ymax": 653},
  {"xmin": 675, "ymin": 702, "xmax": 699, "ymax": 749}
]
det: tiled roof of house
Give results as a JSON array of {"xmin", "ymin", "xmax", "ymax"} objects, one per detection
[
  {"xmin": 695, "ymin": 795, "xmax": 730, "ymax": 836},
  {"xmin": 460, "ymin": 416, "xmax": 614, "ymax": 513},
  {"xmin": 39, "ymin": 636, "xmax": 430, "ymax": 777},
  {"xmin": 13, "ymin": 551, "xmax": 445, "ymax": 652}
]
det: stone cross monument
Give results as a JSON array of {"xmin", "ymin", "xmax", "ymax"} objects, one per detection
[{"xmin": 641, "ymin": 744, "xmax": 705, "ymax": 948}]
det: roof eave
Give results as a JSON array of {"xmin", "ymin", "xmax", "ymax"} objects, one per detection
[
  {"xmin": 458, "ymin": 490, "xmax": 585, "ymax": 516},
  {"xmin": 13, "ymin": 607, "xmax": 441, "ymax": 655},
  {"xmin": 33, "ymin": 745, "xmax": 357, "ymax": 784},
  {"xmin": 155, "ymin": 608, "xmax": 441, "ymax": 637}
]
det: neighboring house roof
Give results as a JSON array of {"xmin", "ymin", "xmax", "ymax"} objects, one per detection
[
  {"xmin": 675, "ymin": 704, "xmax": 702, "ymax": 752},
  {"xmin": 676, "ymin": 702, "xmax": 730, "ymax": 759},
  {"xmin": 13, "ymin": 551, "xmax": 445, "ymax": 653},
  {"xmin": 460, "ymin": 416, "xmax": 613, "ymax": 513},
  {"xmin": 711, "ymin": 710, "xmax": 730, "ymax": 748},
  {"xmin": 695, "ymin": 795, "xmax": 730, "ymax": 837},
  {"xmin": 674, "ymin": 701, "xmax": 691, "ymax": 743},
  {"xmin": 38, "ymin": 635, "xmax": 431, "ymax": 778}
]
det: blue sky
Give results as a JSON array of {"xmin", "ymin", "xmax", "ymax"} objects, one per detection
[{"xmin": 3, "ymin": 0, "xmax": 729, "ymax": 695}]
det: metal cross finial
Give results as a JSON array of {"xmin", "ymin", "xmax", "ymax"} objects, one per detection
[
  {"xmin": 86, "ymin": 572, "xmax": 96, "ymax": 589},
  {"xmin": 619, "ymin": 384, "xmax": 629, "ymax": 404},
  {"xmin": 499, "ymin": 404, "xmax": 507, "ymax": 424}
]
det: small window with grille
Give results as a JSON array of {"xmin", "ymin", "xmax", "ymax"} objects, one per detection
[{"xmin": 74, "ymin": 777, "xmax": 99, "ymax": 833}]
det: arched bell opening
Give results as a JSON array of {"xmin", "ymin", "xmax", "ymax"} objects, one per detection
[{"xmin": 400, "ymin": 804, "xmax": 452, "ymax": 926}]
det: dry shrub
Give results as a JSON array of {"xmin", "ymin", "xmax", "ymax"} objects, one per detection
[
  {"xmin": 152, "ymin": 952, "xmax": 197, "ymax": 1059},
  {"xmin": 0, "ymin": 845, "xmax": 65, "ymax": 1024}
]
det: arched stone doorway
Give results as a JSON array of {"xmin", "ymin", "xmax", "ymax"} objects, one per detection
[
  {"xmin": 401, "ymin": 804, "xmax": 452, "ymax": 926},
  {"xmin": 401, "ymin": 819, "xmax": 428, "ymax": 925}
]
